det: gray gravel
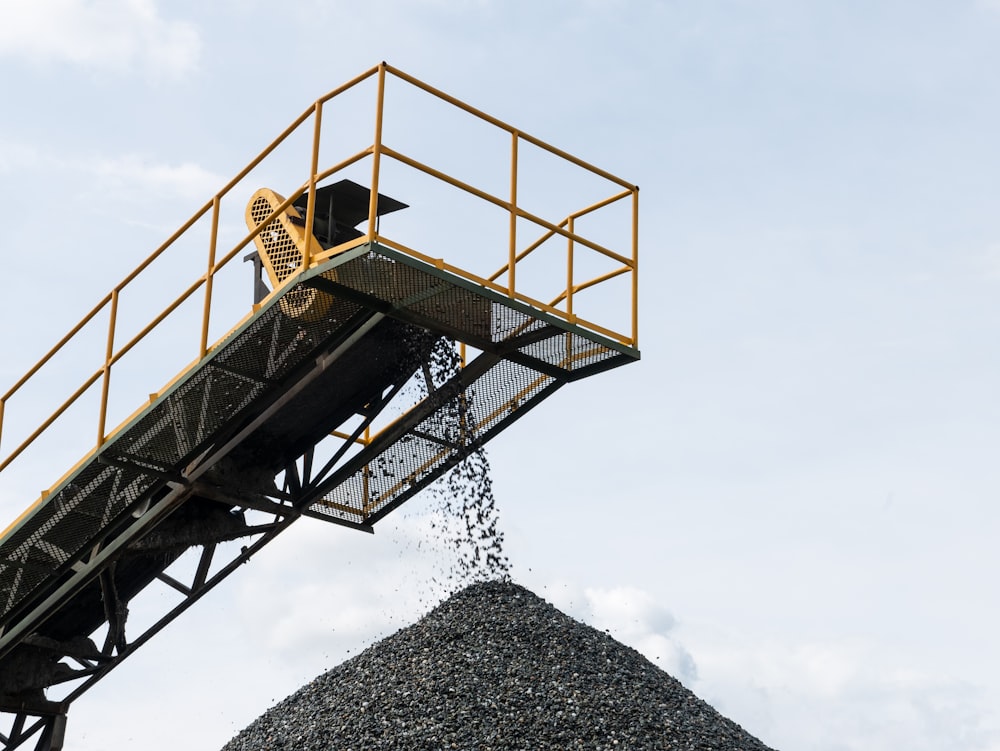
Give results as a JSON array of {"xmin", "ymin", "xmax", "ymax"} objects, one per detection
[{"xmin": 221, "ymin": 580, "xmax": 776, "ymax": 751}]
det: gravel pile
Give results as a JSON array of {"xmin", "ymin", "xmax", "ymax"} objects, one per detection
[{"xmin": 222, "ymin": 580, "xmax": 775, "ymax": 751}]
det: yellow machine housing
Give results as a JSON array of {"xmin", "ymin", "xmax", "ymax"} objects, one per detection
[{"xmin": 245, "ymin": 187, "xmax": 334, "ymax": 321}]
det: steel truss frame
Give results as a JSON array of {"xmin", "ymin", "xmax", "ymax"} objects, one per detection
[
  {"xmin": 0, "ymin": 244, "xmax": 637, "ymax": 750},
  {"xmin": 0, "ymin": 62, "xmax": 640, "ymax": 750}
]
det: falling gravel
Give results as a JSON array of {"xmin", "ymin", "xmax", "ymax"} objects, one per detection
[
  {"xmin": 222, "ymin": 580, "xmax": 776, "ymax": 751},
  {"xmin": 223, "ymin": 340, "xmax": 772, "ymax": 749},
  {"xmin": 396, "ymin": 337, "xmax": 511, "ymax": 601}
]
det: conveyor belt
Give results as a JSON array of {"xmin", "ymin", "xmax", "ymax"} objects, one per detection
[{"xmin": 0, "ymin": 242, "xmax": 638, "ymax": 729}]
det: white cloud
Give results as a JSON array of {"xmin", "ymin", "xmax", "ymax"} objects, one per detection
[
  {"xmin": 979, "ymin": 244, "xmax": 1000, "ymax": 282},
  {"xmin": 0, "ymin": 138, "xmax": 224, "ymax": 202},
  {"xmin": 0, "ymin": 140, "xmax": 44, "ymax": 174},
  {"xmin": 543, "ymin": 583, "xmax": 698, "ymax": 684},
  {"xmin": 0, "ymin": 0, "xmax": 200, "ymax": 77},
  {"xmin": 522, "ymin": 584, "xmax": 1000, "ymax": 751},
  {"xmin": 687, "ymin": 636, "xmax": 1000, "ymax": 751},
  {"xmin": 88, "ymin": 153, "xmax": 224, "ymax": 203},
  {"xmin": 230, "ymin": 511, "xmax": 479, "ymax": 661}
]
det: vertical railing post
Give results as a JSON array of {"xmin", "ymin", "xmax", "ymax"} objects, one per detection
[
  {"xmin": 200, "ymin": 196, "xmax": 221, "ymax": 359},
  {"xmin": 97, "ymin": 289, "xmax": 120, "ymax": 446},
  {"xmin": 631, "ymin": 186, "xmax": 639, "ymax": 347},
  {"xmin": 508, "ymin": 131, "xmax": 518, "ymax": 297},
  {"xmin": 362, "ymin": 462, "xmax": 371, "ymax": 513},
  {"xmin": 303, "ymin": 101, "xmax": 323, "ymax": 269},
  {"xmin": 566, "ymin": 216, "xmax": 575, "ymax": 319},
  {"xmin": 368, "ymin": 62, "xmax": 387, "ymax": 241}
]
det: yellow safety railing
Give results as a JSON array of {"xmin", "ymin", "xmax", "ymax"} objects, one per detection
[{"xmin": 0, "ymin": 61, "xmax": 638, "ymax": 501}]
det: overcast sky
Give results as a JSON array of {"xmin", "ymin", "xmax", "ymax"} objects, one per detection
[{"xmin": 2, "ymin": 1, "xmax": 1000, "ymax": 750}]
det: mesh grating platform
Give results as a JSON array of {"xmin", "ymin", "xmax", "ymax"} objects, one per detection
[
  {"xmin": 0, "ymin": 277, "xmax": 369, "ymax": 631},
  {"xmin": 312, "ymin": 356, "xmax": 562, "ymax": 525},
  {"xmin": 300, "ymin": 244, "xmax": 636, "ymax": 524},
  {"xmin": 0, "ymin": 243, "xmax": 636, "ymax": 628},
  {"xmin": 319, "ymin": 246, "xmax": 633, "ymax": 374}
]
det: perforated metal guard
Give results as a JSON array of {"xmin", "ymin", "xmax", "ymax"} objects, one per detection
[
  {"xmin": 247, "ymin": 190, "xmax": 305, "ymax": 285},
  {"xmin": 246, "ymin": 189, "xmax": 339, "ymax": 321}
]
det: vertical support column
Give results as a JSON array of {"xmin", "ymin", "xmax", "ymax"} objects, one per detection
[
  {"xmin": 97, "ymin": 289, "xmax": 120, "ymax": 446},
  {"xmin": 631, "ymin": 186, "xmax": 639, "ymax": 347},
  {"xmin": 303, "ymin": 101, "xmax": 323, "ymax": 269},
  {"xmin": 508, "ymin": 131, "xmax": 519, "ymax": 297},
  {"xmin": 0, "ymin": 709, "xmax": 67, "ymax": 751},
  {"xmin": 200, "ymin": 196, "xmax": 221, "ymax": 359},
  {"xmin": 565, "ymin": 215, "xmax": 576, "ymax": 367},
  {"xmin": 566, "ymin": 216, "xmax": 575, "ymax": 320},
  {"xmin": 368, "ymin": 62, "xmax": 387, "ymax": 242},
  {"xmin": 361, "ymin": 462, "xmax": 371, "ymax": 516},
  {"xmin": 43, "ymin": 713, "xmax": 66, "ymax": 751}
]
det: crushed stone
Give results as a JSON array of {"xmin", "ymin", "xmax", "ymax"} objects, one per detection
[{"xmin": 221, "ymin": 580, "xmax": 776, "ymax": 751}]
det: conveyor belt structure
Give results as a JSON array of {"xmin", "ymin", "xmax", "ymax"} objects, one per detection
[{"xmin": 0, "ymin": 63, "xmax": 639, "ymax": 751}]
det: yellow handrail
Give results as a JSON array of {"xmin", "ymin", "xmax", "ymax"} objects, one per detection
[
  {"xmin": 0, "ymin": 62, "xmax": 639, "ymax": 511},
  {"xmin": 380, "ymin": 145, "xmax": 633, "ymax": 266},
  {"xmin": 383, "ymin": 63, "xmax": 635, "ymax": 191}
]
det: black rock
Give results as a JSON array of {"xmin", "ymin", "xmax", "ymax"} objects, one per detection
[{"xmin": 222, "ymin": 580, "xmax": 776, "ymax": 751}]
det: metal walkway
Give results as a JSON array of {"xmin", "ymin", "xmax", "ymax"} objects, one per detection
[{"xmin": 0, "ymin": 63, "xmax": 639, "ymax": 750}]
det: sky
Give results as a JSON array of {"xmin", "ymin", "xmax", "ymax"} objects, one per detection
[{"xmin": 1, "ymin": 1, "xmax": 1000, "ymax": 749}]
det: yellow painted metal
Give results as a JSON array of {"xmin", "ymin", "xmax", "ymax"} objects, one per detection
[
  {"xmin": 508, "ymin": 131, "xmax": 518, "ymax": 297},
  {"xmin": 97, "ymin": 289, "xmax": 119, "ymax": 445},
  {"xmin": 303, "ymin": 101, "xmax": 323, "ymax": 271},
  {"xmin": 330, "ymin": 430, "xmax": 372, "ymax": 447},
  {"xmin": 488, "ymin": 188, "xmax": 635, "ymax": 286},
  {"xmin": 0, "ymin": 63, "xmax": 639, "ymax": 541},
  {"xmin": 376, "ymin": 236, "xmax": 630, "ymax": 345},
  {"xmin": 200, "ymin": 196, "xmax": 221, "ymax": 359},
  {"xmin": 245, "ymin": 188, "xmax": 335, "ymax": 322},
  {"xmin": 368, "ymin": 63, "xmax": 387, "ymax": 243},
  {"xmin": 632, "ymin": 186, "xmax": 640, "ymax": 347},
  {"xmin": 380, "ymin": 145, "xmax": 632, "ymax": 267},
  {"xmin": 567, "ymin": 216, "xmax": 576, "ymax": 319},
  {"xmin": 382, "ymin": 63, "xmax": 634, "ymax": 191}
]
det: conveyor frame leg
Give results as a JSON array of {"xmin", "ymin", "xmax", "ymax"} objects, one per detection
[{"xmin": 0, "ymin": 710, "xmax": 66, "ymax": 751}]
